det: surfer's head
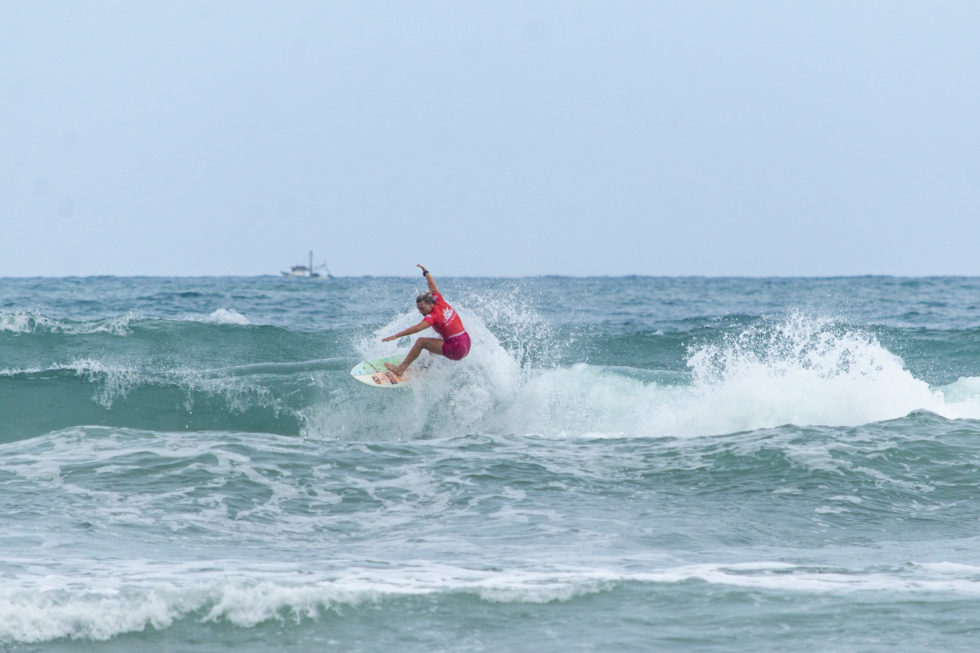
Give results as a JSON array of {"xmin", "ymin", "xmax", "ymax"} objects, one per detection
[{"xmin": 416, "ymin": 293, "xmax": 435, "ymax": 315}]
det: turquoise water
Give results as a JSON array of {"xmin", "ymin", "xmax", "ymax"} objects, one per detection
[{"xmin": 2, "ymin": 276, "xmax": 980, "ymax": 651}]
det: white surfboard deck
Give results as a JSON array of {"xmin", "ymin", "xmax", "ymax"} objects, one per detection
[{"xmin": 350, "ymin": 355, "xmax": 421, "ymax": 388}]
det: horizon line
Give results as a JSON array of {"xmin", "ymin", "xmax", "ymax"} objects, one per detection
[{"xmin": 2, "ymin": 273, "xmax": 979, "ymax": 281}]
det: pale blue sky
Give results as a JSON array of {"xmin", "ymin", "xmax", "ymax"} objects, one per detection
[{"xmin": 2, "ymin": 1, "xmax": 978, "ymax": 277}]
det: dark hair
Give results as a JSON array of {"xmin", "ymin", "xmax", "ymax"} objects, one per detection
[{"xmin": 416, "ymin": 292, "xmax": 435, "ymax": 304}]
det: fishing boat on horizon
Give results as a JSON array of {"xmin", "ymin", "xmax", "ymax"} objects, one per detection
[{"xmin": 282, "ymin": 251, "xmax": 333, "ymax": 278}]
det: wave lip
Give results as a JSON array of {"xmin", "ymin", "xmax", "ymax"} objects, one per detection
[
  {"xmin": 513, "ymin": 313, "xmax": 980, "ymax": 438},
  {"xmin": 680, "ymin": 312, "xmax": 980, "ymax": 431},
  {"xmin": 200, "ymin": 308, "xmax": 251, "ymax": 326}
]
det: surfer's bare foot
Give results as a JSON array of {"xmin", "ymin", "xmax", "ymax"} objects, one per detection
[{"xmin": 384, "ymin": 362, "xmax": 404, "ymax": 376}]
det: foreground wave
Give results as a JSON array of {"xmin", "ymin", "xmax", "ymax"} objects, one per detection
[
  {"xmin": 4, "ymin": 416, "xmax": 980, "ymax": 647},
  {"xmin": 7, "ymin": 558, "xmax": 980, "ymax": 645}
]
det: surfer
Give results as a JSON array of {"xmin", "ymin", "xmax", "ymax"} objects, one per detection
[{"xmin": 382, "ymin": 264, "xmax": 471, "ymax": 376}]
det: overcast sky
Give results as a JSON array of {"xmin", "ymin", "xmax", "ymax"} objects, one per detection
[{"xmin": 2, "ymin": 1, "xmax": 978, "ymax": 277}]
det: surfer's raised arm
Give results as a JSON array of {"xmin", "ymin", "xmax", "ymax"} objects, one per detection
[{"xmin": 418, "ymin": 264, "xmax": 438, "ymax": 293}]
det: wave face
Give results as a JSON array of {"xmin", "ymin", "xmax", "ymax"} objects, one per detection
[{"xmin": 2, "ymin": 276, "xmax": 980, "ymax": 651}]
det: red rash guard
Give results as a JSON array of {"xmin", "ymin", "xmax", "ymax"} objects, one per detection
[{"xmin": 423, "ymin": 292, "xmax": 465, "ymax": 339}]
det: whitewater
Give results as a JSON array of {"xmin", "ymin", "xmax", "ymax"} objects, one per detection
[{"xmin": 2, "ymin": 275, "xmax": 980, "ymax": 651}]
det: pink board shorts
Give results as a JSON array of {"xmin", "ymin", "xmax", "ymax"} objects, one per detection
[{"xmin": 442, "ymin": 331, "xmax": 471, "ymax": 361}]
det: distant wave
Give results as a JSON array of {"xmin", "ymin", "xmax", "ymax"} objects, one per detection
[
  {"xmin": 0, "ymin": 308, "xmax": 253, "ymax": 335},
  {"xmin": 0, "ymin": 310, "xmax": 141, "ymax": 335}
]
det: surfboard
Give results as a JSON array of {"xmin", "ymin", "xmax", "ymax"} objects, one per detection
[{"xmin": 350, "ymin": 355, "xmax": 413, "ymax": 388}]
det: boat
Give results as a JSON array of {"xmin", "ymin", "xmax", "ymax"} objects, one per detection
[{"xmin": 282, "ymin": 251, "xmax": 333, "ymax": 278}]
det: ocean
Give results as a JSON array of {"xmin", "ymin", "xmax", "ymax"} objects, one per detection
[{"xmin": 2, "ymin": 275, "xmax": 980, "ymax": 651}]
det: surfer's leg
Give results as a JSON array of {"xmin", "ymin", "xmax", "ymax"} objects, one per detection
[{"xmin": 385, "ymin": 337, "xmax": 444, "ymax": 375}]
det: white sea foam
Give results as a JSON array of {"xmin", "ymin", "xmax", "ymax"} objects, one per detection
[
  {"xmin": 0, "ymin": 310, "xmax": 47, "ymax": 333},
  {"xmin": 635, "ymin": 561, "xmax": 980, "ymax": 594},
  {"xmin": 0, "ymin": 366, "xmax": 43, "ymax": 376},
  {"xmin": 204, "ymin": 308, "xmax": 251, "ymax": 325},
  {"xmin": 3, "ymin": 559, "xmax": 980, "ymax": 643}
]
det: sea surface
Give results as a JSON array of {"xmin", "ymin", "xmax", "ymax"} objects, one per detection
[{"xmin": 2, "ymin": 275, "xmax": 980, "ymax": 652}]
